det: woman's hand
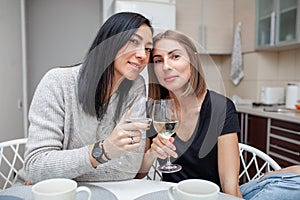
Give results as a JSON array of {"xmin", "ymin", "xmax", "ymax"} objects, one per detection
[
  {"xmin": 103, "ymin": 111, "xmax": 150, "ymax": 159},
  {"xmin": 148, "ymin": 134, "xmax": 178, "ymax": 159}
]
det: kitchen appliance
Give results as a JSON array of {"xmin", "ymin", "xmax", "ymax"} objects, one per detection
[
  {"xmin": 260, "ymin": 87, "xmax": 285, "ymax": 105},
  {"xmin": 103, "ymin": 0, "xmax": 176, "ymax": 32},
  {"xmin": 296, "ymin": 82, "xmax": 300, "ymax": 103},
  {"xmin": 285, "ymin": 82, "xmax": 300, "ymax": 109}
]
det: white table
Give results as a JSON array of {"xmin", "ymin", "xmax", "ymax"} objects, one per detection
[
  {"xmin": 0, "ymin": 179, "xmax": 243, "ymax": 200},
  {"xmin": 92, "ymin": 179, "xmax": 243, "ymax": 200},
  {"xmin": 92, "ymin": 179, "xmax": 175, "ymax": 200}
]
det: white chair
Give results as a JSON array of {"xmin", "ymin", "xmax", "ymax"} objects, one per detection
[
  {"xmin": 0, "ymin": 138, "xmax": 27, "ymax": 191},
  {"xmin": 239, "ymin": 143, "xmax": 281, "ymax": 183},
  {"xmin": 147, "ymin": 143, "xmax": 281, "ymax": 183},
  {"xmin": 146, "ymin": 158, "xmax": 162, "ymax": 181}
]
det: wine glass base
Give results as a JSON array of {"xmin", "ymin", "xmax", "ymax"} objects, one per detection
[{"xmin": 157, "ymin": 164, "xmax": 182, "ymax": 173}]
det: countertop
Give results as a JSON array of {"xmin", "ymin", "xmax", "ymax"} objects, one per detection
[{"xmin": 236, "ymin": 105, "xmax": 300, "ymax": 124}]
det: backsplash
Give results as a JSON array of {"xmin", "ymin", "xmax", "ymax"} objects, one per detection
[{"xmin": 205, "ymin": 48, "xmax": 300, "ymax": 102}]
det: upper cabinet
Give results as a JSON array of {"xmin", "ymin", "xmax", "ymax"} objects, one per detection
[
  {"xmin": 199, "ymin": 0, "xmax": 234, "ymax": 54},
  {"xmin": 256, "ymin": 0, "xmax": 300, "ymax": 49},
  {"xmin": 176, "ymin": 0, "xmax": 234, "ymax": 55}
]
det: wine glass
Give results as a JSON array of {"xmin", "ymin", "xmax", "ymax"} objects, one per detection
[
  {"xmin": 125, "ymin": 97, "xmax": 153, "ymax": 125},
  {"xmin": 152, "ymin": 99, "xmax": 182, "ymax": 173}
]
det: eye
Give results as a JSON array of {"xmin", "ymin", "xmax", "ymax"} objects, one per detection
[
  {"xmin": 153, "ymin": 58, "xmax": 163, "ymax": 64},
  {"xmin": 171, "ymin": 54, "xmax": 180, "ymax": 60},
  {"xmin": 129, "ymin": 38, "xmax": 139, "ymax": 45},
  {"xmin": 145, "ymin": 48, "xmax": 153, "ymax": 53}
]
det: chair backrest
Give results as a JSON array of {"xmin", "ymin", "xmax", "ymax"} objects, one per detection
[
  {"xmin": 146, "ymin": 143, "xmax": 281, "ymax": 183},
  {"xmin": 0, "ymin": 138, "xmax": 27, "ymax": 191},
  {"xmin": 238, "ymin": 143, "xmax": 281, "ymax": 183},
  {"xmin": 146, "ymin": 159, "xmax": 162, "ymax": 181}
]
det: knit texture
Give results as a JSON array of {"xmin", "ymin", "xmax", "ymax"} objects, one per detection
[{"xmin": 20, "ymin": 65, "xmax": 146, "ymax": 183}]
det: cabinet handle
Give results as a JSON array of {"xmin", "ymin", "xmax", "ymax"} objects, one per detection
[
  {"xmin": 269, "ymin": 144, "xmax": 300, "ymax": 156},
  {"xmin": 270, "ymin": 11, "xmax": 275, "ymax": 46},
  {"xmin": 270, "ymin": 125, "xmax": 300, "ymax": 136},
  {"xmin": 270, "ymin": 133, "xmax": 300, "ymax": 146},
  {"xmin": 199, "ymin": 24, "xmax": 206, "ymax": 51},
  {"xmin": 269, "ymin": 151, "xmax": 299, "ymax": 165}
]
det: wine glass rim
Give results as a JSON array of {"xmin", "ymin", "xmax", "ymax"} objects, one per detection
[{"xmin": 154, "ymin": 98, "xmax": 175, "ymax": 102}]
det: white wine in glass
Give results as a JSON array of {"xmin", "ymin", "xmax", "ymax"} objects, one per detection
[
  {"xmin": 152, "ymin": 99, "xmax": 182, "ymax": 173},
  {"xmin": 152, "ymin": 121, "xmax": 178, "ymax": 138}
]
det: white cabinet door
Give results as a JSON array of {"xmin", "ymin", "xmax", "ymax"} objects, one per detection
[
  {"xmin": 174, "ymin": 0, "xmax": 234, "ymax": 55},
  {"xmin": 200, "ymin": 0, "xmax": 234, "ymax": 54}
]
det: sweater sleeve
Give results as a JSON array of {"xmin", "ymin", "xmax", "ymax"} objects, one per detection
[{"xmin": 24, "ymin": 68, "xmax": 95, "ymax": 183}]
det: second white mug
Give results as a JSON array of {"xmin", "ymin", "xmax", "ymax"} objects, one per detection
[{"xmin": 168, "ymin": 179, "xmax": 219, "ymax": 200}]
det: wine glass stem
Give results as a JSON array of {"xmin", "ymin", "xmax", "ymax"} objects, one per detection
[{"xmin": 166, "ymin": 155, "xmax": 172, "ymax": 166}]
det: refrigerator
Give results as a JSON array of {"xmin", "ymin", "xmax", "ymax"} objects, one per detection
[{"xmin": 103, "ymin": 0, "xmax": 176, "ymax": 32}]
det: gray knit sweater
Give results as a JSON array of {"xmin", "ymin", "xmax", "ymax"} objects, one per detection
[{"xmin": 20, "ymin": 65, "xmax": 146, "ymax": 183}]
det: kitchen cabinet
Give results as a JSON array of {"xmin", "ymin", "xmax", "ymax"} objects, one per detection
[
  {"xmin": 238, "ymin": 113, "xmax": 268, "ymax": 183},
  {"xmin": 238, "ymin": 113, "xmax": 268, "ymax": 152},
  {"xmin": 199, "ymin": 0, "xmax": 234, "ymax": 54},
  {"xmin": 268, "ymin": 119, "xmax": 300, "ymax": 167},
  {"xmin": 256, "ymin": 0, "xmax": 300, "ymax": 49},
  {"xmin": 176, "ymin": 0, "xmax": 234, "ymax": 54},
  {"xmin": 238, "ymin": 112, "xmax": 300, "ymax": 168}
]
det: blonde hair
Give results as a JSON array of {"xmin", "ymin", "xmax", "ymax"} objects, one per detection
[{"xmin": 148, "ymin": 30, "xmax": 207, "ymax": 100}]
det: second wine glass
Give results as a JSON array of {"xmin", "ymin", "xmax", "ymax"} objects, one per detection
[{"xmin": 152, "ymin": 99, "xmax": 182, "ymax": 173}]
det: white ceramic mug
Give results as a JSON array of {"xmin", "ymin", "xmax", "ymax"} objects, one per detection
[
  {"xmin": 32, "ymin": 178, "xmax": 92, "ymax": 200},
  {"xmin": 168, "ymin": 179, "xmax": 219, "ymax": 200}
]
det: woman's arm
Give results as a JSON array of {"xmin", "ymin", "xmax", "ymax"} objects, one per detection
[
  {"xmin": 24, "ymin": 69, "xmax": 95, "ymax": 183},
  {"xmin": 135, "ymin": 138, "xmax": 156, "ymax": 178},
  {"xmin": 218, "ymin": 133, "xmax": 243, "ymax": 198}
]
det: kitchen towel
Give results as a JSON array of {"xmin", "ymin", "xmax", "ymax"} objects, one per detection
[{"xmin": 230, "ymin": 22, "xmax": 244, "ymax": 85}]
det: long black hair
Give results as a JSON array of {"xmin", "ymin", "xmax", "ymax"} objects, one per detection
[{"xmin": 78, "ymin": 12, "xmax": 152, "ymax": 120}]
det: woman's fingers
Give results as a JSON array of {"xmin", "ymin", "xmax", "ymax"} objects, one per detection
[
  {"xmin": 120, "ymin": 134, "xmax": 142, "ymax": 145},
  {"xmin": 157, "ymin": 134, "xmax": 176, "ymax": 151},
  {"xmin": 150, "ymin": 142, "xmax": 168, "ymax": 159},
  {"xmin": 152, "ymin": 136, "xmax": 178, "ymax": 159},
  {"xmin": 127, "ymin": 136, "xmax": 141, "ymax": 149},
  {"xmin": 121, "ymin": 122, "xmax": 150, "ymax": 131}
]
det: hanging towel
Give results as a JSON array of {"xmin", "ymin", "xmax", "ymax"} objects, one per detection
[{"xmin": 230, "ymin": 22, "xmax": 244, "ymax": 85}]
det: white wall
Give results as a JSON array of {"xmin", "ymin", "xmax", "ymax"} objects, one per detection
[
  {"xmin": 26, "ymin": 0, "xmax": 101, "ymax": 102},
  {"xmin": 0, "ymin": 0, "xmax": 24, "ymax": 142},
  {"xmin": 0, "ymin": 0, "xmax": 101, "ymax": 142}
]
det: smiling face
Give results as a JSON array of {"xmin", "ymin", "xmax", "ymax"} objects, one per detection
[
  {"xmin": 152, "ymin": 38, "xmax": 191, "ymax": 94},
  {"xmin": 114, "ymin": 24, "xmax": 153, "ymax": 82}
]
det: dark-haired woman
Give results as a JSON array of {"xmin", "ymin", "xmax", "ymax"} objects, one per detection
[{"xmin": 21, "ymin": 12, "xmax": 153, "ymax": 184}]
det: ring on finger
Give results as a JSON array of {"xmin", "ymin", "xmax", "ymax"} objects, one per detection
[{"xmin": 130, "ymin": 136, "xmax": 134, "ymax": 144}]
